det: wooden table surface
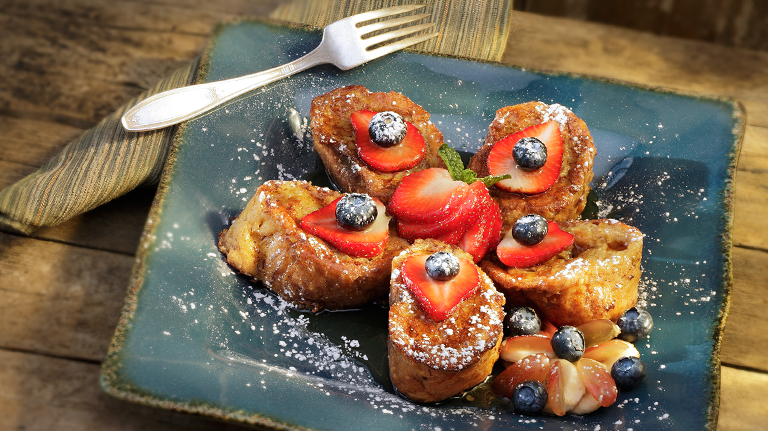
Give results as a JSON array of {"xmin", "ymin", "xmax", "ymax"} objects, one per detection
[{"xmin": 2, "ymin": 1, "xmax": 767, "ymax": 430}]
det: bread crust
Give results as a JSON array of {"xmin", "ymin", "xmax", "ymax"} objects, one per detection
[
  {"xmin": 218, "ymin": 180, "xmax": 409, "ymax": 311},
  {"xmin": 468, "ymin": 101, "xmax": 596, "ymax": 225},
  {"xmin": 481, "ymin": 219, "xmax": 643, "ymax": 327},
  {"xmin": 310, "ymin": 85, "xmax": 445, "ymax": 204},
  {"xmin": 388, "ymin": 239, "xmax": 505, "ymax": 403}
]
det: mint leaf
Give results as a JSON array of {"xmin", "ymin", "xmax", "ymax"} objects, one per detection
[
  {"xmin": 479, "ymin": 174, "xmax": 510, "ymax": 188},
  {"xmin": 438, "ymin": 144, "xmax": 465, "ymax": 180},
  {"xmin": 438, "ymin": 143, "xmax": 511, "ymax": 186},
  {"xmin": 461, "ymin": 169, "xmax": 477, "ymax": 184}
]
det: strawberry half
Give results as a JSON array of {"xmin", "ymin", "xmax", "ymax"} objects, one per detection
[
  {"xmin": 496, "ymin": 221, "xmax": 574, "ymax": 268},
  {"xmin": 388, "ymin": 168, "xmax": 473, "ymax": 223},
  {"xmin": 487, "ymin": 121, "xmax": 564, "ymax": 194},
  {"xmin": 299, "ymin": 197, "xmax": 389, "ymax": 258},
  {"xmin": 457, "ymin": 186, "xmax": 503, "ymax": 262},
  {"xmin": 351, "ymin": 110, "xmax": 425, "ymax": 172},
  {"xmin": 401, "ymin": 253, "xmax": 479, "ymax": 321}
]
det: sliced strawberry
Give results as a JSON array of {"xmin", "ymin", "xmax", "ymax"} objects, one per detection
[
  {"xmin": 496, "ymin": 221, "xmax": 574, "ymax": 268},
  {"xmin": 492, "ymin": 353, "xmax": 553, "ymax": 398},
  {"xmin": 487, "ymin": 121, "xmax": 564, "ymax": 194},
  {"xmin": 499, "ymin": 335, "xmax": 556, "ymax": 363},
  {"xmin": 401, "ymin": 253, "xmax": 479, "ymax": 321},
  {"xmin": 577, "ymin": 358, "xmax": 618, "ymax": 407},
  {"xmin": 388, "ymin": 168, "xmax": 472, "ymax": 223},
  {"xmin": 299, "ymin": 197, "xmax": 389, "ymax": 258},
  {"xmin": 457, "ymin": 186, "xmax": 503, "ymax": 262},
  {"xmin": 351, "ymin": 110, "xmax": 425, "ymax": 172},
  {"xmin": 434, "ymin": 223, "xmax": 469, "ymax": 245},
  {"xmin": 396, "ymin": 190, "xmax": 480, "ymax": 242}
]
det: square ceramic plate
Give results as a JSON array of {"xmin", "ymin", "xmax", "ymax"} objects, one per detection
[{"xmin": 101, "ymin": 19, "xmax": 743, "ymax": 430}]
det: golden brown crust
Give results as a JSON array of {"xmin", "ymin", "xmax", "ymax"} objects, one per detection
[
  {"xmin": 388, "ymin": 239, "xmax": 505, "ymax": 403},
  {"xmin": 310, "ymin": 85, "xmax": 445, "ymax": 205},
  {"xmin": 481, "ymin": 219, "xmax": 643, "ymax": 327},
  {"xmin": 218, "ymin": 180, "xmax": 409, "ymax": 311},
  {"xmin": 467, "ymin": 101, "xmax": 596, "ymax": 225}
]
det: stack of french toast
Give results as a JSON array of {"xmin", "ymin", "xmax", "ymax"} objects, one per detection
[{"xmin": 218, "ymin": 85, "xmax": 645, "ymax": 412}]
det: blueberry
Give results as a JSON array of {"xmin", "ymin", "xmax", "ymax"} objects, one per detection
[
  {"xmin": 368, "ymin": 111, "xmax": 407, "ymax": 147},
  {"xmin": 425, "ymin": 251, "xmax": 460, "ymax": 281},
  {"xmin": 335, "ymin": 193, "xmax": 377, "ymax": 231},
  {"xmin": 513, "ymin": 137, "xmax": 547, "ymax": 171},
  {"xmin": 512, "ymin": 214, "xmax": 548, "ymax": 246},
  {"xmin": 505, "ymin": 306, "xmax": 541, "ymax": 336},
  {"xmin": 617, "ymin": 307, "xmax": 654, "ymax": 342},
  {"xmin": 551, "ymin": 326, "xmax": 585, "ymax": 362},
  {"xmin": 511, "ymin": 380, "xmax": 548, "ymax": 415},
  {"xmin": 611, "ymin": 356, "xmax": 646, "ymax": 390}
]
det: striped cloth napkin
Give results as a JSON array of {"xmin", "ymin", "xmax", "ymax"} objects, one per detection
[{"xmin": 0, "ymin": 0, "xmax": 514, "ymax": 234}]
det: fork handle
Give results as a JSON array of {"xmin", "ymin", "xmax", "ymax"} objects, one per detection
[{"xmin": 121, "ymin": 47, "xmax": 327, "ymax": 132}]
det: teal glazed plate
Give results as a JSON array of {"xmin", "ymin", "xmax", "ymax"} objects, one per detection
[{"xmin": 101, "ymin": 19, "xmax": 744, "ymax": 431}]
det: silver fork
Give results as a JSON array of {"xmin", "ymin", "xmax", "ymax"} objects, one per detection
[{"xmin": 121, "ymin": 5, "xmax": 437, "ymax": 132}]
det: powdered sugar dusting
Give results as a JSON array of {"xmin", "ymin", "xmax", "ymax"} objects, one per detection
[
  {"xmin": 389, "ymin": 269, "xmax": 505, "ymax": 371},
  {"xmin": 535, "ymin": 103, "xmax": 572, "ymax": 129}
]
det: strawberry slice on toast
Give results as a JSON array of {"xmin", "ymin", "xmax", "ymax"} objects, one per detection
[
  {"xmin": 351, "ymin": 110, "xmax": 425, "ymax": 172},
  {"xmin": 401, "ymin": 253, "xmax": 480, "ymax": 321},
  {"xmin": 487, "ymin": 120, "xmax": 564, "ymax": 194},
  {"xmin": 300, "ymin": 197, "xmax": 390, "ymax": 258},
  {"xmin": 496, "ymin": 221, "xmax": 574, "ymax": 268}
]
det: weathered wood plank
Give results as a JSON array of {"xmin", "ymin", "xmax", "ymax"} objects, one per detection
[
  {"xmin": 0, "ymin": 233, "xmax": 135, "ymax": 360},
  {"xmin": 505, "ymin": 12, "xmax": 768, "ymax": 128},
  {"xmin": 732, "ymin": 125, "xmax": 768, "ymax": 250},
  {"xmin": 718, "ymin": 365, "xmax": 768, "ymax": 431},
  {"xmin": 720, "ymin": 247, "xmax": 768, "ymax": 371},
  {"xmin": 515, "ymin": 0, "xmax": 768, "ymax": 53},
  {"xmin": 0, "ymin": 117, "xmax": 81, "ymax": 168}
]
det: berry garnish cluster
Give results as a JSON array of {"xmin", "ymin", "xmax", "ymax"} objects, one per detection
[
  {"xmin": 496, "ymin": 214, "xmax": 575, "ymax": 268},
  {"xmin": 487, "ymin": 120, "xmax": 564, "ymax": 194},
  {"xmin": 494, "ymin": 306, "xmax": 653, "ymax": 416},
  {"xmin": 351, "ymin": 110, "xmax": 426, "ymax": 172},
  {"xmin": 401, "ymin": 250, "xmax": 480, "ymax": 321},
  {"xmin": 300, "ymin": 193, "xmax": 390, "ymax": 258}
]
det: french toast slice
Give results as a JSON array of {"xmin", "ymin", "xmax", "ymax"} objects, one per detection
[
  {"xmin": 468, "ymin": 101, "xmax": 596, "ymax": 226},
  {"xmin": 481, "ymin": 219, "xmax": 643, "ymax": 327},
  {"xmin": 388, "ymin": 239, "xmax": 506, "ymax": 403},
  {"xmin": 310, "ymin": 85, "xmax": 445, "ymax": 205},
  {"xmin": 218, "ymin": 180, "xmax": 409, "ymax": 311}
]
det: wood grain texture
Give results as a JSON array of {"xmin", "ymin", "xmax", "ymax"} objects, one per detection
[
  {"xmin": 1, "ymin": 0, "xmax": 767, "ymax": 430},
  {"xmin": 0, "ymin": 233, "xmax": 134, "ymax": 360},
  {"xmin": 515, "ymin": 0, "xmax": 768, "ymax": 52}
]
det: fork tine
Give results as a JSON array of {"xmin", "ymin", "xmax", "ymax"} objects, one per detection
[
  {"xmin": 363, "ymin": 23, "xmax": 436, "ymax": 48},
  {"xmin": 358, "ymin": 13, "xmax": 431, "ymax": 35},
  {"xmin": 366, "ymin": 31, "xmax": 439, "ymax": 58},
  {"xmin": 346, "ymin": 4, "xmax": 426, "ymax": 25}
]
